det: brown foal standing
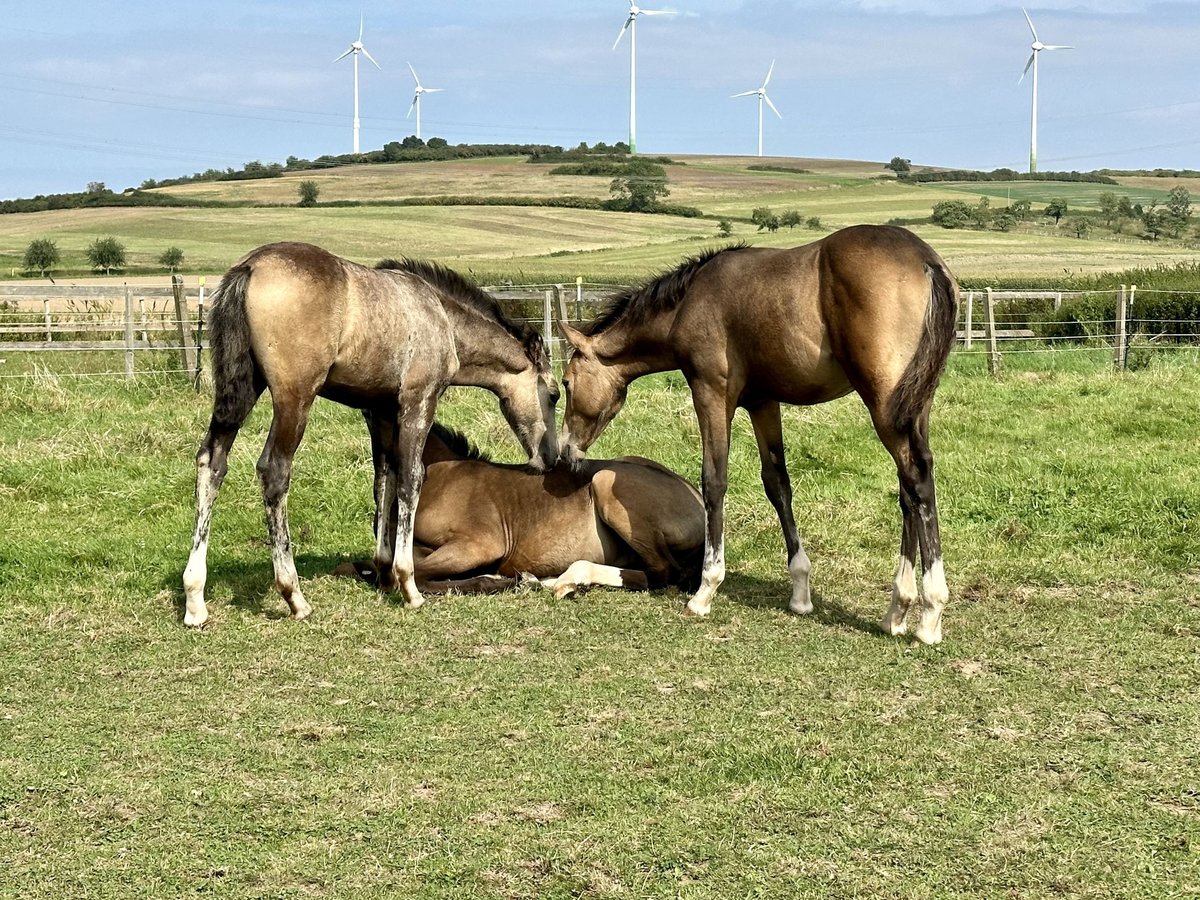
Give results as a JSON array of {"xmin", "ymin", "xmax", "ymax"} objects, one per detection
[{"xmin": 559, "ymin": 225, "xmax": 959, "ymax": 644}]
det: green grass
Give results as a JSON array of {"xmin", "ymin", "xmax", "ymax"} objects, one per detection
[{"xmin": 1, "ymin": 351, "xmax": 1198, "ymax": 897}]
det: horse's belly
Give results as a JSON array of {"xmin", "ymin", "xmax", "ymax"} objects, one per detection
[{"xmin": 499, "ymin": 524, "xmax": 607, "ymax": 578}]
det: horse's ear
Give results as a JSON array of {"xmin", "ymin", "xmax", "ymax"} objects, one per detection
[{"xmin": 558, "ymin": 321, "xmax": 594, "ymax": 356}]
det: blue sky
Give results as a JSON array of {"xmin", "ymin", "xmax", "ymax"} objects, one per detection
[{"xmin": 2, "ymin": 1, "xmax": 1199, "ymax": 199}]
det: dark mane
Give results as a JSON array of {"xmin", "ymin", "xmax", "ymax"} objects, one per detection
[
  {"xmin": 427, "ymin": 422, "xmax": 491, "ymax": 461},
  {"xmin": 579, "ymin": 243, "xmax": 751, "ymax": 337},
  {"xmin": 376, "ymin": 257, "xmax": 546, "ymax": 364}
]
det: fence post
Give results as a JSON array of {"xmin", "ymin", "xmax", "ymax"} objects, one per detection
[
  {"xmin": 543, "ymin": 289, "xmax": 554, "ymax": 366},
  {"xmin": 985, "ymin": 287, "xmax": 1000, "ymax": 376},
  {"xmin": 964, "ymin": 290, "xmax": 974, "ymax": 349},
  {"xmin": 575, "ymin": 276, "xmax": 583, "ymax": 321},
  {"xmin": 1054, "ymin": 292, "xmax": 1062, "ymax": 311},
  {"xmin": 1115, "ymin": 285, "xmax": 1128, "ymax": 371},
  {"xmin": 173, "ymin": 274, "xmax": 197, "ymax": 375},
  {"xmin": 43, "ymin": 299, "xmax": 51, "ymax": 343},
  {"xmin": 123, "ymin": 285, "xmax": 135, "ymax": 380},
  {"xmin": 553, "ymin": 284, "xmax": 569, "ymax": 324},
  {"xmin": 138, "ymin": 296, "xmax": 148, "ymax": 343}
]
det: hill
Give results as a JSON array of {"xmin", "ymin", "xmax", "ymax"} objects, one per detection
[{"xmin": 1, "ymin": 154, "xmax": 1198, "ymax": 283}]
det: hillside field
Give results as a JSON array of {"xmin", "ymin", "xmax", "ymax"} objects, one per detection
[{"xmin": 2, "ymin": 155, "xmax": 1198, "ymax": 283}]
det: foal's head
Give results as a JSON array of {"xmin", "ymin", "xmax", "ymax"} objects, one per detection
[
  {"xmin": 557, "ymin": 322, "xmax": 628, "ymax": 467},
  {"xmin": 498, "ymin": 333, "xmax": 560, "ymax": 472}
]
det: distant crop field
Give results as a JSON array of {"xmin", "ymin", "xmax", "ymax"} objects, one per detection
[{"xmin": 1, "ymin": 351, "xmax": 1198, "ymax": 897}]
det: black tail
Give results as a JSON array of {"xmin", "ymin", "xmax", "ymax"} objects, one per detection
[
  {"xmin": 206, "ymin": 264, "xmax": 260, "ymax": 428},
  {"xmin": 889, "ymin": 261, "xmax": 959, "ymax": 433}
]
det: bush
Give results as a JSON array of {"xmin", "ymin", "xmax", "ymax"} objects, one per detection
[
  {"xmin": 298, "ymin": 181, "xmax": 320, "ymax": 207},
  {"xmin": 931, "ymin": 200, "xmax": 973, "ymax": 229}
]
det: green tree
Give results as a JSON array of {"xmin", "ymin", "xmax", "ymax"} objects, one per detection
[
  {"xmin": 1097, "ymin": 192, "xmax": 1119, "ymax": 226},
  {"xmin": 762, "ymin": 213, "xmax": 781, "ymax": 233},
  {"xmin": 1043, "ymin": 198, "xmax": 1068, "ymax": 224},
  {"xmin": 781, "ymin": 209, "xmax": 803, "ymax": 230},
  {"xmin": 717, "ymin": 219, "xmax": 733, "ymax": 237},
  {"xmin": 1010, "ymin": 199, "xmax": 1032, "ymax": 220},
  {"xmin": 1117, "ymin": 195, "xmax": 1135, "ymax": 218},
  {"xmin": 931, "ymin": 200, "xmax": 973, "ymax": 229},
  {"xmin": 1070, "ymin": 218, "xmax": 1092, "ymax": 239},
  {"xmin": 993, "ymin": 211, "xmax": 1016, "ymax": 232},
  {"xmin": 1165, "ymin": 186, "xmax": 1191, "ymax": 237},
  {"xmin": 1140, "ymin": 201, "xmax": 1165, "ymax": 240},
  {"xmin": 609, "ymin": 159, "xmax": 670, "ymax": 211},
  {"xmin": 401, "ymin": 135, "xmax": 426, "ymax": 149},
  {"xmin": 427, "ymin": 137, "xmax": 449, "ymax": 150},
  {"xmin": 750, "ymin": 206, "xmax": 774, "ymax": 230},
  {"xmin": 968, "ymin": 197, "xmax": 992, "ymax": 229},
  {"xmin": 86, "ymin": 236, "xmax": 126, "ymax": 275},
  {"xmin": 158, "ymin": 246, "xmax": 185, "ymax": 272},
  {"xmin": 86, "ymin": 181, "xmax": 108, "ymax": 195},
  {"xmin": 298, "ymin": 180, "xmax": 320, "ymax": 207},
  {"xmin": 885, "ymin": 156, "xmax": 911, "ymax": 175},
  {"xmin": 22, "ymin": 238, "xmax": 60, "ymax": 277},
  {"xmin": 806, "ymin": 216, "xmax": 822, "ymax": 230}
]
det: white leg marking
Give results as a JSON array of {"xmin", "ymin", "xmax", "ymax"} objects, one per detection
[
  {"xmin": 392, "ymin": 471, "xmax": 427, "ymax": 609},
  {"xmin": 914, "ymin": 558, "xmax": 947, "ymax": 645},
  {"xmin": 788, "ymin": 544, "xmax": 813, "ymax": 615},
  {"xmin": 183, "ymin": 455, "xmax": 217, "ymax": 627},
  {"xmin": 881, "ymin": 555, "xmax": 918, "ymax": 636},
  {"xmin": 687, "ymin": 538, "xmax": 725, "ymax": 617},
  {"xmin": 552, "ymin": 560, "xmax": 627, "ymax": 600}
]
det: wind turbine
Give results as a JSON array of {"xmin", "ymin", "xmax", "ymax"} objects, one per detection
[
  {"xmin": 334, "ymin": 15, "xmax": 381, "ymax": 154},
  {"xmin": 732, "ymin": 60, "xmax": 782, "ymax": 157},
  {"xmin": 612, "ymin": 2, "xmax": 676, "ymax": 155},
  {"xmin": 406, "ymin": 63, "xmax": 444, "ymax": 141},
  {"xmin": 1019, "ymin": 8, "xmax": 1072, "ymax": 174}
]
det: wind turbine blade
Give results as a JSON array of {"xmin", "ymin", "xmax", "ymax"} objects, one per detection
[
  {"xmin": 1022, "ymin": 7, "xmax": 1038, "ymax": 42},
  {"xmin": 407, "ymin": 99, "xmax": 416, "ymax": 118},
  {"xmin": 425, "ymin": 87, "xmax": 444, "ymax": 93},
  {"xmin": 764, "ymin": 93, "xmax": 782, "ymax": 119},
  {"xmin": 731, "ymin": 89, "xmax": 758, "ymax": 98},
  {"xmin": 361, "ymin": 46, "xmax": 381, "ymax": 70},
  {"xmin": 612, "ymin": 16, "xmax": 632, "ymax": 49},
  {"xmin": 358, "ymin": 13, "xmax": 364, "ymax": 42},
  {"xmin": 408, "ymin": 62, "xmax": 420, "ymax": 84},
  {"xmin": 639, "ymin": 8, "xmax": 677, "ymax": 14},
  {"xmin": 763, "ymin": 59, "xmax": 776, "ymax": 88},
  {"xmin": 1042, "ymin": 44, "xmax": 1073, "ymax": 50},
  {"xmin": 1019, "ymin": 51, "xmax": 1035, "ymax": 83},
  {"xmin": 334, "ymin": 47, "xmax": 353, "ymax": 63}
]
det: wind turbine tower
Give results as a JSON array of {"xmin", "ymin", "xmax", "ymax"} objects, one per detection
[
  {"xmin": 1020, "ymin": 8, "xmax": 1072, "ymax": 174},
  {"xmin": 732, "ymin": 60, "xmax": 782, "ymax": 157},
  {"xmin": 407, "ymin": 63, "xmax": 444, "ymax": 141},
  {"xmin": 335, "ymin": 15, "xmax": 382, "ymax": 154},
  {"xmin": 612, "ymin": 2, "xmax": 676, "ymax": 155}
]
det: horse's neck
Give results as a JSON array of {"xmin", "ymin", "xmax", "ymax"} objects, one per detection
[
  {"xmin": 593, "ymin": 313, "xmax": 678, "ymax": 380},
  {"xmin": 443, "ymin": 308, "xmax": 528, "ymax": 390}
]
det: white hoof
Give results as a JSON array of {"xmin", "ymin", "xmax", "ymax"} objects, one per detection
[
  {"xmin": 553, "ymin": 582, "xmax": 577, "ymax": 600},
  {"xmin": 880, "ymin": 611, "xmax": 909, "ymax": 637},
  {"xmin": 912, "ymin": 619, "xmax": 943, "ymax": 645},
  {"xmin": 789, "ymin": 596, "xmax": 814, "ymax": 615},
  {"xmin": 183, "ymin": 605, "xmax": 209, "ymax": 628},
  {"xmin": 684, "ymin": 598, "xmax": 712, "ymax": 617},
  {"xmin": 289, "ymin": 595, "xmax": 313, "ymax": 621}
]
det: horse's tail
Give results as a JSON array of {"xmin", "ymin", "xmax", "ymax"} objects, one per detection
[
  {"xmin": 206, "ymin": 264, "xmax": 260, "ymax": 427},
  {"xmin": 889, "ymin": 260, "xmax": 959, "ymax": 434}
]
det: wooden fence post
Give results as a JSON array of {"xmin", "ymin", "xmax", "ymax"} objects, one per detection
[
  {"xmin": 138, "ymin": 296, "xmax": 149, "ymax": 343},
  {"xmin": 123, "ymin": 285, "xmax": 135, "ymax": 380},
  {"xmin": 543, "ymin": 289, "xmax": 554, "ymax": 366},
  {"xmin": 172, "ymin": 275, "xmax": 197, "ymax": 374},
  {"xmin": 43, "ymin": 299, "xmax": 51, "ymax": 343},
  {"xmin": 964, "ymin": 290, "xmax": 974, "ymax": 349},
  {"xmin": 985, "ymin": 287, "xmax": 1000, "ymax": 376},
  {"xmin": 1115, "ymin": 285, "xmax": 1127, "ymax": 371},
  {"xmin": 553, "ymin": 284, "xmax": 569, "ymax": 324}
]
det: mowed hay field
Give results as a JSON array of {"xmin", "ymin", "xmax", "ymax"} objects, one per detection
[
  {"xmin": 1, "ymin": 155, "xmax": 1198, "ymax": 282},
  {"xmin": 1, "ymin": 350, "xmax": 1199, "ymax": 897}
]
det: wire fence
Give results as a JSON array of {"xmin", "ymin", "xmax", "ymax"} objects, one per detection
[{"xmin": 2, "ymin": 279, "xmax": 1198, "ymax": 382}]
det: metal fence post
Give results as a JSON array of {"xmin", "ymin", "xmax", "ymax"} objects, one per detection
[
  {"xmin": 575, "ymin": 276, "xmax": 583, "ymax": 321},
  {"xmin": 543, "ymin": 289, "xmax": 554, "ymax": 366},
  {"xmin": 43, "ymin": 299, "xmax": 51, "ymax": 343}
]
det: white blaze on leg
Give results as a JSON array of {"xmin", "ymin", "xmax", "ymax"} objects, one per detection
[
  {"xmin": 882, "ymin": 555, "xmax": 918, "ymax": 636},
  {"xmin": 687, "ymin": 537, "xmax": 725, "ymax": 617},
  {"xmin": 183, "ymin": 454, "xmax": 218, "ymax": 627},
  {"xmin": 392, "ymin": 461, "xmax": 426, "ymax": 609},
  {"xmin": 788, "ymin": 543, "xmax": 813, "ymax": 615},
  {"xmin": 914, "ymin": 557, "xmax": 947, "ymax": 645},
  {"xmin": 552, "ymin": 560, "xmax": 630, "ymax": 599},
  {"xmin": 268, "ymin": 499, "xmax": 311, "ymax": 620}
]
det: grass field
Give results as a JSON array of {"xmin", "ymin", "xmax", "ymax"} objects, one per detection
[
  {"xmin": 2, "ymin": 155, "xmax": 1198, "ymax": 283},
  {"xmin": 1, "ymin": 349, "xmax": 1198, "ymax": 897}
]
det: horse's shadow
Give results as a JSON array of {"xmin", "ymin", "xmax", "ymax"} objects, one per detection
[{"xmin": 161, "ymin": 554, "xmax": 881, "ymax": 639}]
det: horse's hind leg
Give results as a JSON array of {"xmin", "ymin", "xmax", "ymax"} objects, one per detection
[
  {"xmin": 363, "ymin": 409, "xmax": 399, "ymax": 582},
  {"xmin": 874, "ymin": 410, "xmax": 947, "ymax": 644},
  {"xmin": 183, "ymin": 390, "xmax": 263, "ymax": 627},
  {"xmin": 747, "ymin": 402, "xmax": 813, "ymax": 615},
  {"xmin": 388, "ymin": 387, "xmax": 441, "ymax": 608},
  {"xmin": 551, "ymin": 561, "xmax": 650, "ymax": 599},
  {"xmin": 257, "ymin": 394, "xmax": 316, "ymax": 620}
]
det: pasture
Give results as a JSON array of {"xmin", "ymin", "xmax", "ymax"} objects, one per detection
[
  {"xmin": 3, "ymin": 155, "xmax": 1198, "ymax": 284},
  {"xmin": 1, "ymin": 349, "xmax": 1198, "ymax": 897}
]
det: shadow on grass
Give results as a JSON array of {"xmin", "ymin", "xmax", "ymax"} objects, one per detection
[{"xmin": 719, "ymin": 570, "xmax": 884, "ymax": 638}]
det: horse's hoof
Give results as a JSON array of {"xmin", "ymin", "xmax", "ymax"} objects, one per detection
[
  {"xmin": 334, "ymin": 560, "xmax": 380, "ymax": 585},
  {"xmin": 553, "ymin": 583, "xmax": 577, "ymax": 600},
  {"xmin": 880, "ymin": 614, "xmax": 909, "ymax": 637},
  {"xmin": 407, "ymin": 594, "xmax": 426, "ymax": 610},
  {"xmin": 183, "ymin": 608, "xmax": 208, "ymax": 628},
  {"xmin": 789, "ymin": 597, "xmax": 814, "ymax": 615},
  {"xmin": 683, "ymin": 600, "xmax": 711, "ymax": 617},
  {"xmin": 912, "ymin": 622, "xmax": 943, "ymax": 646}
]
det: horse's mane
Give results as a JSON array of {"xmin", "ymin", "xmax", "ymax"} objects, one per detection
[
  {"xmin": 376, "ymin": 257, "xmax": 545, "ymax": 364},
  {"xmin": 427, "ymin": 422, "xmax": 491, "ymax": 461},
  {"xmin": 578, "ymin": 242, "xmax": 751, "ymax": 337}
]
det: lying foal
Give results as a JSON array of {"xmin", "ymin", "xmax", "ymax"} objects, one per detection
[{"xmin": 338, "ymin": 423, "xmax": 704, "ymax": 598}]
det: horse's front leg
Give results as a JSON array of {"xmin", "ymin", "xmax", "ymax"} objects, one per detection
[
  {"xmin": 363, "ymin": 408, "xmax": 400, "ymax": 585},
  {"xmin": 686, "ymin": 380, "xmax": 735, "ymax": 617},
  {"xmin": 389, "ymin": 389, "xmax": 441, "ymax": 608}
]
